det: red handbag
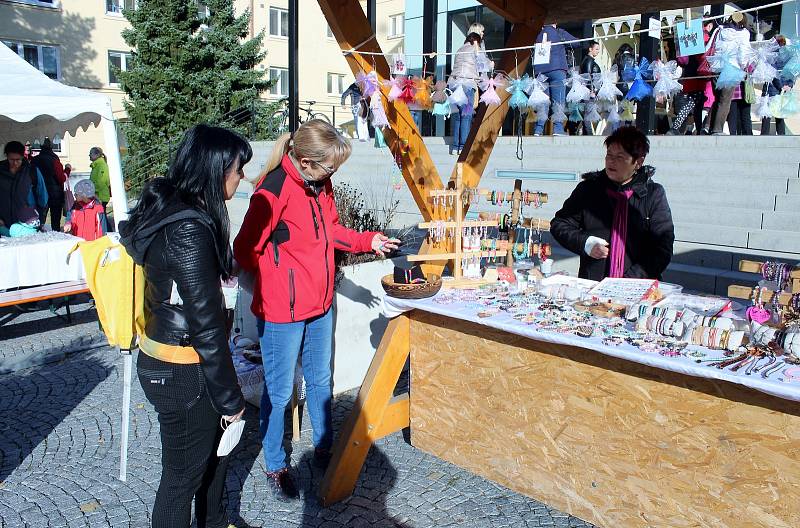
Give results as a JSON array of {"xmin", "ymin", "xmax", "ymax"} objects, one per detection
[{"xmin": 697, "ymin": 28, "xmax": 720, "ymax": 77}]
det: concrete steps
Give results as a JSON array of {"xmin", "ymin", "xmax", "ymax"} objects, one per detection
[{"xmin": 239, "ymin": 137, "xmax": 800, "ymax": 295}]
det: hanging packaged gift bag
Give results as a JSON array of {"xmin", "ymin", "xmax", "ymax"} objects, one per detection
[
  {"xmin": 432, "ymin": 100, "xmax": 452, "ymax": 117},
  {"xmin": 374, "ymin": 126, "xmax": 387, "ymax": 148}
]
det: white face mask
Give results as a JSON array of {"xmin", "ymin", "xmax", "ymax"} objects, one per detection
[{"xmin": 217, "ymin": 417, "xmax": 245, "ymax": 457}]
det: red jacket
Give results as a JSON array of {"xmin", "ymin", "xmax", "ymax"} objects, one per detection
[
  {"xmin": 67, "ymin": 199, "xmax": 106, "ymax": 241},
  {"xmin": 234, "ymin": 155, "xmax": 378, "ymax": 323}
]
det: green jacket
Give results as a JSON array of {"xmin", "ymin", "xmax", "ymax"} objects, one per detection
[{"xmin": 90, "ymin": 157, "xmax": 111, "ymax": 203}]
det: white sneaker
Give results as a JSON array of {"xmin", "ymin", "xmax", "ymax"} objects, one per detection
[{"xmin": 533, "ymin": 133, "xmax": 542, "ymax": 137}]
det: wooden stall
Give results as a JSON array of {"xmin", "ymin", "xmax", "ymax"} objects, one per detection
[
  {"xmin": 409, "ymin": 310, "xmax": 800, "ymax": 528},
  {"xmin": 316, "ymin": 0, "xmax": 749, "ymax": 524}
]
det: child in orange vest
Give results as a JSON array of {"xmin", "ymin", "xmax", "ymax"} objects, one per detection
[{"xmin": 63, "ymin": 179, "xmax": 107, "ymax": 241}]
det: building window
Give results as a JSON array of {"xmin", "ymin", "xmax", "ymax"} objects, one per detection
[
  {"xmin": 326, "ymin": 24, "xmax": 335, "ymax": 39},
  {"xmin": 388, "ymin": 14, "xmax": 404, "ymax": 38},
  {"xmin": 4, "ymin": 41, "xmax": 60, "ymax": 79},
  {"xmin": 268, "ymin": 67, "xmax": 288, "ymax": 97},
  {"xmin": 327, "ymin": 73, "xmax": 346, "ymax": 96},
  {"xmin": 269, "ymin": 7, "xmax": 288, "ymax": 38},
  {"xmin": 196, "ymin": 1, "xmax": 210, "ymax": 20},
  {"xmin": 108, "ymin": 51, "xmax": 132, "ymax": 86},
  {"xmin": 106, "ymin": 0, "xmax": 136, "ymax": 14},
  {"xmin": 5, "ymin": 0, "xmax": 57, "ymax": 7}
]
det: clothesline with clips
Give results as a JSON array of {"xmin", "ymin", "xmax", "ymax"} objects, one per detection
[{"xmin": 341, "ymin": 0, "xmax": 797, "ymax": 58}]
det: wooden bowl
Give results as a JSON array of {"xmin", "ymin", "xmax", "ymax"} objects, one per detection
[{"xmin": 381, "ymin": 273, "xmax": 442, "ymax": 299}]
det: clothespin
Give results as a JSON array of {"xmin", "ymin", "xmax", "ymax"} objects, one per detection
[{"xmin": 684, "ymin": 8, "xmax": 692, "ymax": 30}]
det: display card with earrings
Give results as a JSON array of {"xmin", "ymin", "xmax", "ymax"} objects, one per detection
[{"xmin": 407, "ymin": 163, "xmax": 510, "ymax": 287}]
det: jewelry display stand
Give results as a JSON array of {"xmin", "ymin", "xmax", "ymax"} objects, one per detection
[
  {"xmin": 476, "ymin": 179, "xmax": 551, "ymax": 267},
  {"xmin": 728, "ymin": 260, "xmax": 800, "ymax": 308},
  {"xmin": 407, "ymin": 163, "xmax": 506, "ymax": 288}
]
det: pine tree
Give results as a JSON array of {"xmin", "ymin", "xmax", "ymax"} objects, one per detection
[{"xmin": 118, "ymin": 0, "xmax": 269, "ymax": 184}]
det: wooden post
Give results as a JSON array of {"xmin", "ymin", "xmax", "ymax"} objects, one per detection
[
  {"xmin": 319, "ymin": 315, "xmax": 411, "ymax": 505},
  {"xmin": 506, "ymin": 178, "xmax": 523, "ymax": 266},
  {"xmin": 454, "ymin": 164, "xmax": 464, "ymax": 280},
  {"xmin": 454, "ymin": 18, "xmax": 546, "ymax": 193},
  {"xmin": 315, "ymin": 0, "xmax": 549, "ymax": 506}
]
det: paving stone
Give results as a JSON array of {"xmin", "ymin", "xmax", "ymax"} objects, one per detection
[{"xmin": 0, "ymin": 345, "xmax": 596, "ymax": 527}]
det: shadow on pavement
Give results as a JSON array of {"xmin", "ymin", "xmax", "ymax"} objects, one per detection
[
  {"xmin": 0, "ymin": 354, "xmax": 111, "ymax": 482},
  {"xmin": 300, "ymin": 444, "xmax": 411, "ymax": 528}
]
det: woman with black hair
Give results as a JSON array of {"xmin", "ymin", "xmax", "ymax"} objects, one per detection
[
  {"xmin": 551, "ymin": 126, "xmax": 674, "ymax": 281},
  {"xmin": 120, "ymin": 124, "xmax": 249, "ymax": 528}
]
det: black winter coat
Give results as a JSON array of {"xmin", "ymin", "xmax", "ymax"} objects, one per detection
[
  {"xmin": 550, "ymin": 166, "xmax": 675, "ymax": 281},
  {"xmin": 120, "ymin": 201, "xmax": 244, "ymax": 416}
]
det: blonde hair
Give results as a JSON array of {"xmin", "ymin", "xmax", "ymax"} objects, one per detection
[
  {"xmin": 262, "ymin": 119, "xmax": 352, "ymax": 179},
  {"xmin": 467, "ymin": 22, "xmax": 485, "ymax": 36}
]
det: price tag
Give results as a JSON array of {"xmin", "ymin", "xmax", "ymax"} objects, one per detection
[{"xmin": 391, "ymin": 53, "xmax": 407, "ymax": 75}]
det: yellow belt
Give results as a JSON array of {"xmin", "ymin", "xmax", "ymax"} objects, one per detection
[{"xmin": 139, "ymin": 334, "xmax": 200, "ymax": 364}]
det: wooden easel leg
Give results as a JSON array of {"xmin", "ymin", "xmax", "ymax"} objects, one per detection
[
  {"xmin": 291, "ymin": 385, "xmax": 301, "ymax": 441},
  {"xmin": 318, "ymin": 314, "xmax": 411, "ymax": 505}
]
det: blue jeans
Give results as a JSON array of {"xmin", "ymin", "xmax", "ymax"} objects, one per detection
[
  {"xmin": 257, "ymin": 309, "xmax": 333, "ymax": 471},
  {"xmin": 535, "ymin": 69, "xmax": 567, "ymax": 135},
  {"xmin": 452, "ymin": 87, "xmax": 475, "ymax": 151}
]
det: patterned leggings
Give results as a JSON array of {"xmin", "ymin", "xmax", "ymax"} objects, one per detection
[{"xmin": 671, "ymin": 91, "xmax": 705, "ymax": 133}]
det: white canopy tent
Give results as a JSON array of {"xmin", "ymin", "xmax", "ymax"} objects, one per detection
[
  {"xmin": 0, "ymin": 43, "xmax": 128, "ymax": 222},
  {"xmin": 0, "ymin": 43, "xmax": 134, "ymax": 481}
]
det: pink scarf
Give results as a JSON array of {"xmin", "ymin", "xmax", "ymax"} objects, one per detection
[{"xmin": 606, "ymin": 188, "xmax": 634, "ymax": 278}]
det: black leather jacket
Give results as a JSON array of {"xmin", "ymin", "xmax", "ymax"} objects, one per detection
[{"xmin": 120, "ymin": 204, "xmax": 244, "ymax": 416}]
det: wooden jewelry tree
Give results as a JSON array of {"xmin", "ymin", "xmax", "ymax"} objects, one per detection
[
  {"xmin": 477, "ymin": 179, "xmax": 552, "ymax": 267},
  {"xmin": 406, "ymin": 163, "xmax": 506, "ymax": 286}
]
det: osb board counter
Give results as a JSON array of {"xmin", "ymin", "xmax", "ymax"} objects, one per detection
[{"xmin": 409, "ymin": 310, "xmax": 800, "ymax": 528}]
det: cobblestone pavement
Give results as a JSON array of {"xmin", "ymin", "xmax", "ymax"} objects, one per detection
[
  {"xmin": 0, "ymin": 344, "xmax": 594, "ymax": 528},
  {"xmin": 0, "ymin": 296, "xmax": 106, "ymax": 374}
]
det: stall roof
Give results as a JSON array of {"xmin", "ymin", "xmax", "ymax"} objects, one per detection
[
  {"xmin": 0, "ymin": 43, "xmax": 114, "ymax": 146},
  {"xmin": 480, "ymin": 0, "xmax": 722, "ymax": 24}
]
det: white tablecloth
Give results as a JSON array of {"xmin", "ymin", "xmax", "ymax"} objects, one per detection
[
  {"xmin": 0, "ymin": 232, "xmax": 85, "ymax": 290},
  {"xmin": 383, "ymin": 293, "xmax": 800, "ymax": 403}
]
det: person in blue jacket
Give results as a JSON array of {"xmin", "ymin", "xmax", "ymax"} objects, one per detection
[{"xmin": 533, "ymin": 23, "xmax": 579, "ymax": 136}]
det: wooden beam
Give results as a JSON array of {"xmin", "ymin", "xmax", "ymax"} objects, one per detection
[
  {"xmin": 372, "ymin": 393, "xmax": 410, "ymax": 440},
  {"xmin": 739, "ymin": 260, "xmax": 800, "ymax": 278},
  {"xmin": 318, "ymin": 314, "xmax": 411, "ymax": 505},
  {"xmin": 318, "ymin": 0, "xmax": 442, "ymax": 222},
  {"xmin": 477, "ymin": 0, "xmax": 546, "ymax": 25},
  {"xmin": 454, "ymin": 17, "xmax": 545, "ymax": 193},
  {"xmin": 728, "ymin": 284, "xmax": 793, "ymax": 305}
]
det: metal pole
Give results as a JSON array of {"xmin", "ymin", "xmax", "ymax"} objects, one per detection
[
  {"xmin": 635, "ymin": 12, "xmax": 659, "ymax": 135},
  {"xmin": 118, "ymin": 349, "xmax": 132, "ymax": 481},
  {"xmin": 421, "ymin": 0, "xmax": 436, "ymax": 136},
  {"xmin": 288, "ymin": 0, "xmax": 299, "ymax": 132},
  {"xmin": 367, "ymin": 0, "xmax": 376, "ymax": 33}
]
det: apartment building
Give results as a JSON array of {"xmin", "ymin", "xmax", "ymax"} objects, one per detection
[{"xmin": 0, "ymin": 0, "xmax": 405, "ymax": 170}]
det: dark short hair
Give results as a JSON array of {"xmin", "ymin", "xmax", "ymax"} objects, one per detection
[
  {"xmin": 4, "ymin": 141, "xmax": 25, "ymax": 156},
  {"xmin": 588, "ymin": 40, "xmax": 600, "ymax": 49},
  {"xmin": 604, "ymin": 126, "xmax": 650, "ymax": 160},
  {"xmin": 465, "ymin": 32, "xmax": 482, "ymax": 45}
]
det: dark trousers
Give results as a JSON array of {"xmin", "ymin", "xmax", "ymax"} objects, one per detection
[
  {"xmin": 101, "ymin": 201, "xmax": 114, "ymax": 231},
  {"xmin": 761, "ymin": 116, "xmax": 786, "ymax": 135},
  {"xmin": 38, "ymin": 193, "xmax": 64, "ymax": 231},
  {"xmin": 727, "ymin": 100, "xmax": 753, "ymax": 135},
  {"xmin": 137, "ymin": 352, "xmax": 230, "ymax": 528}
]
